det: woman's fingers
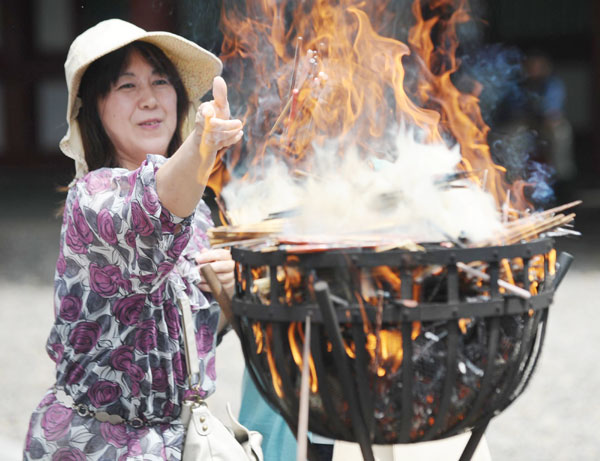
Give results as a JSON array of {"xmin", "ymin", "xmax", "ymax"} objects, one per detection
[
  {"xmin": 194, "ymin": 77, "xmax": 241, "ymax": 152},
  {"xmin": 205, "ymin": 259, "xmax": 235, "ymax": 274},
  {"xmin": 212, "ymin": 76, "xmax": 230, "ymax": 120},
  {"xmin": 207, "ymin": 118, "xmax": 243, "ymax": 131},
  {"xmin": 195, "ymin": 102, "xmax": 242, "ymax": 151},
  {"xmin": 195, "ymin": 248, "xmax": 232, "ymax": 265},
  {"xmin": 196, "ymin": 248, "xmax": 235, "ymax": 293},
  {"xmin": 202, "ymin": 129, "xmax": 243, "ymax": 151}
]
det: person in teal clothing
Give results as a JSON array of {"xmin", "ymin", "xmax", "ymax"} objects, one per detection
[
  {"xmin": 238, "ymin": 370, "xmax": 334, "ymax": 461},
  {"xmin": 238, "ymin": 371, "xmax": 297, "ymax": 460}
]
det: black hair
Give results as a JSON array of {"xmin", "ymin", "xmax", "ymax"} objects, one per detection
[{"xmin": 77, "ymin": 41, "xmax": 189, "ymax": 172}]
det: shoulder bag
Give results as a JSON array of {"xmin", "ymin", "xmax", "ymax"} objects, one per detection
[{"xmin": 178, "ymin": 295, "xmax": 263, "ymax": 461}]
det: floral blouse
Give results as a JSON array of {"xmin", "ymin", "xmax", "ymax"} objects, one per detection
[{"xmin": 24, "ymin": 155, "xmax": 220, "ymax": 460}]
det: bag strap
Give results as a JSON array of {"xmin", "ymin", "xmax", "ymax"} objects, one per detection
[{"xmin": 178, "ymin": 295, "xmax": 200, "ymax": 386}]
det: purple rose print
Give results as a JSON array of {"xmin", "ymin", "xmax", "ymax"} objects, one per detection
[
  {"xmin": 128, "ymin": 364, "xmax": 144, "ymax": 396},
  {"xmin": 135, "ymin": 319, "xmax": 157, "ymax": 353},
  {"xmin": 130, "ymin": 380, "xmax": 141, "ymax": 397},
  {"xmin": 128, "ymin": 364, "xmax": 145, "ymax": 383},
  {"xmin": 41, "ymin": 403, "xmax": 74, "ymax": 441},
  {"xmin": 84, "ymin": 169, "xmax": 112, "ymax": 194},
  {"xmin": 162, "ymin": 400, "xmax": 174, "ymax": 417},
  {"xmin": 167, "ymin": 231, "xmax": 191, "ymax": 259},
  {"xmin": 59, "ymin": 295, "xmax": 82, "ymax": 322},
  {"xmin": 52, "ymin": 447, "xmax": 86, "ymax": 461},
  {"xmin": 149, "ymin": 282, "xmax": 166, "ymax": 305},
  {"xmin": 68, "ymin": 321, "xmax": 101, "ymax": 353},
  {"xmin": 110, "ymin": 345, "xmax": 134, "ymax": 372},
  {"xmin": 24, "ymin": 416, "xmax": 35, "ymax": 451},
  {"xmin": 131, "ymin": 201, "xmax": 155, "ymax": 236},
  {"xmin": 206, "ymin": 356, "xmax": 216, "ymax": 381},
  {"xmin": 112, "ymin": 294, "xmax": 145, "ymax": 325},
  {"xmin": 100, "ymin": 423, "xmax": 127, "ymax": 448},
  {"xmin": 172, "ymin": 351, "xmax": 186, "ymax": 386},
  {"xmin": 97, "ymin": 208, "xmax": 117, "ymax": 245},
  {"xmin": 65, "ymin": 217, "xmax": 88, "ymax": 254},
  {"xmin": 89, "ymin": 263, "xmax": 131, "ymax": 297},
  {"xmin": 136, "ymin": 273, "xmax": 156, "ymax": 284},
  {"xmin": 48, "ymin": 343, "xmax": 64, "ymax": 363},
  {"xmin": 88, "ymin": 380, "xmax": 122, "ymax": 407},
  {"xmin": 56, "ymin": 250, "xmax": 67, "ymax": 276},
  {"xmin": 184, "ymin": 387, "xmax": 207, "ymax": 400},
  {"xmin": 126, "ymin": 437, "xmax": 143, "ymax": 457},
  {"xmin": 65, "ymin": 362, "xmax": 85, "ymax": 385},
  {"xmin": 127, "ymin": 170, "xmax": 137, "ymax": 194},
  {"xmin": 157, "ymin": 261, "xmax": 174, "ymax": 276},
  {"xmin": 195, "ymin": 324, "xmax": 214, "ymax": 357},
  {"xmin": 142, "ymin": 186, "xmax": 161, "ymax": 215},
  {"xmin": 151, "ymin": 366, "xmax": 168, "ymax": 392},
  {"xmin": 38, "ymin": 392, "xmax": 57, "ymax": 409},
  {"xmin": 72, "ymin": 199, "xmax": 93, "ymax": 244},
  {"xmin": 100, "ymin": 421, "xmax": 128, "ymax": 447},
  {"xmin": 125, "ymin": 229, "xmax": 137, "ymax": 248},
  {"xmin": 163, "ymin": 300, "xmax": 180, "ymax": 339},
  {"xmin": 159, "ymin": 208, "xmax": 177, "ymax": 233}
]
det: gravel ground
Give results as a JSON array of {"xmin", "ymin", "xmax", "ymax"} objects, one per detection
[{"xmin": 1, "ymin": 171, "xmax": 598, "ymax": 460}]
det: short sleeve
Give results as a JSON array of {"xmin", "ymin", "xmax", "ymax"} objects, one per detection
[{"xmin": 63, "ymin": 155, "xmax": 192, "ymax": 292}]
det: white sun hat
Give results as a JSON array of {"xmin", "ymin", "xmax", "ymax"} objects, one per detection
[{"xmin": 60, "ymin": 18, "xmax": 223, "ymax": 179}]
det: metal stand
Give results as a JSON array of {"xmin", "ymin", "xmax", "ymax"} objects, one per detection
[
  {"xmin": 315, "ymin": 281, "xmax": 375, "ymax": 461},
  {"xmin": 458, "ymin": 420, "xmax": 490, "ymax": 461},
  {"xmin": 315, "ymin": 281, "xmax": 489, "ymax": 461},
  {"xmin": 230, "ymin": 240, "xmax": 569, "ymax": 461}
]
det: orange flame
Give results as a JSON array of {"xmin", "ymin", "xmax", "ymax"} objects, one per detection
[
  {"xmin": 548, "ymin": 249, "xmax": 557, "ymax": 276},
  {"xmin": 288, "ymin": 322, "xmax": 318, "ymax": 392},
  {"xmin": 214, "ymin": 0, "xmax": 520, "ymax": 211},
  {"xmin": 264, "ymin": 324, "xmax": 284, "ymax": 397}
]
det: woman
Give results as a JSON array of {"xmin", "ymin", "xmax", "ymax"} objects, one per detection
[{"xmin": 23, "ymin": 19, "xmax": 242, "ymax": 460}]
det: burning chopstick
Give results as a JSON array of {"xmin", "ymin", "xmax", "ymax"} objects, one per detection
[
  {"xmin": 504, "ymin": 200, "xmax": 581, "ymax": 226},
  {"xmin": 268, "ymin": 91, "xmax": 296, "ymax": 137},
  {"xmin": 289, "ymin": 36, "xmax": 303, "ymax": 98},
  {"xmin": 210, "ymin": 237, "xmax": 276, "ymax": 249},
  {"xmin": 499, "ymin": 213, "xmax": 576, "ymax": 245},
  {"xmin": 456, "ymin": 262, "xmax": 531, "ymax": 299}
]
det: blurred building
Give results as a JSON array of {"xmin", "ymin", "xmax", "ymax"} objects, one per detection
[
  {"xmin": 0, "ymin": 0, "xmax": 182, "ymax": 178},
  {"xmin": 0, "ymin": 0, "xmax": 597, "ymax": 185}
]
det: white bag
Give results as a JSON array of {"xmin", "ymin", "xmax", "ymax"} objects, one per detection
[
  {"xmin": 178, "ymin": 295, "xmax": 263, "ymax": 461},
  {"xmin": 181, "ymin": 399, "xmax": 263, "ymax": 461}
]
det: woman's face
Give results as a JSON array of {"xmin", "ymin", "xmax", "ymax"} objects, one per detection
[{"xmin": 97, "ymin": 50, "xmax": 177, "ymax": 169}]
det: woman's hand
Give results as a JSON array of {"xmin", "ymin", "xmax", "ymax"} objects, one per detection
[
  {"xmin": 195, "ymin": 76, "xmax": 243, "ymax": 153},
  {"xmin": 155, "ymin": 78, "xmax": 242, "ymax": 218},
  {"xmin": 195, "ymin": 248, "xmax": 235, "ymax": 293}
]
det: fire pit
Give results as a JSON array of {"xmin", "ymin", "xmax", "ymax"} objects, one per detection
[
  {"xmin": 228, "ymin": 238, "xmax": 570, "ymax": 460},
  {"xmin": 203, "ymin": 1, "xmax": 579, "ymax": 459}
]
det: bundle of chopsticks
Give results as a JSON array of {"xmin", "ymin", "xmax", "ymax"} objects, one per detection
[
  {"xmin": 482, "ymin": 200, "xmax": 581, "ymax": 247},
  {"xmin": 207, "ymin": 200, "xmax": 581, "ymax": 253},
  {"xmin": 208, "ymin": 221, "xmax": 424, "ymax": 253}
]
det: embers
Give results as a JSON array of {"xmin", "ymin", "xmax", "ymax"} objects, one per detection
[{"xmin": 231, "ymin": 239, "xmax": 556, "ymax": 444}]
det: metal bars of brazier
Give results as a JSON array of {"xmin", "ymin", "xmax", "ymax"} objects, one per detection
[{"xmin": 230, "ymin": 238, "xmax": 568, "ymax": 460}]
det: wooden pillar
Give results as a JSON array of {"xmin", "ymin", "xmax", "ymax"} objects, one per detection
[
  {"xmin": 129, "ymin": 0, "xmax": 176, "ymax": 32},
  {"xmin": 1, "ymin": 0, "xmax": 36, "ymax": 163}
]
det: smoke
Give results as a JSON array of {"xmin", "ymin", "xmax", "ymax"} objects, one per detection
[
  {"xmin": 460, "ymin": 44, "xmax": 558, "ymax": 206},
  {"xmin": 527, "ymin": 161, "xmax": 555, "ymax": 205},
  {"xmin": 459, "ymin": 44, "xmax": 525, "ymax": 124},
  {"xmin": 222, "ymin": 129, "xmax": 502, "ymax": 243},
  {"xmin": 177, "ymin": 0, "xmax": 223, "ymax": 54},
  {"xmin": 213, "ymin": 0, "xmax": 556, "ymax": 245}
]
